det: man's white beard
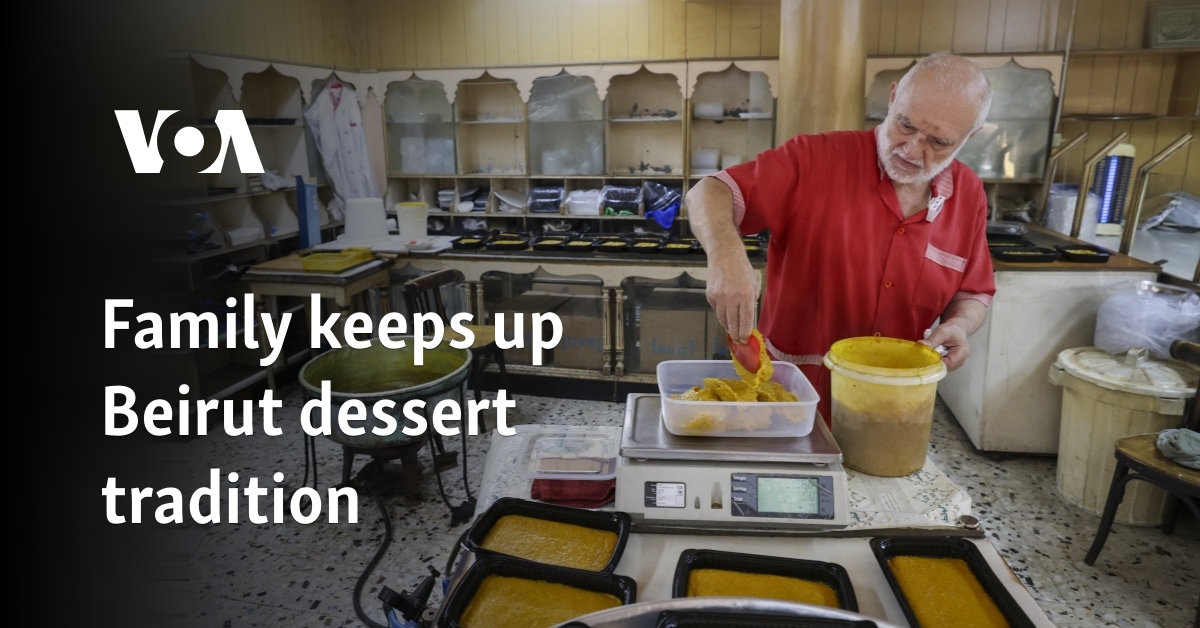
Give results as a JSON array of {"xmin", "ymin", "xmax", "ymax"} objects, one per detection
[{"xmin": 877, "ymin": 127, "xmax": 962, "ymax": 185}]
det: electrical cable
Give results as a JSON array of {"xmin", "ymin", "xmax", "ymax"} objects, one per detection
[
  {"xmin": 352, "ymin": 488, "xmax": 392, "ymax": 628},
  {"xmin": 351, "ymin": 384, "xmax": 479, "ymax": 627}
]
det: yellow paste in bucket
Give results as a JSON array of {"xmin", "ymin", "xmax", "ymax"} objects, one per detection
[
  {"xmin": 479, "ymin": 514, "xmax": 617, "ymax": 570},
  {"xmin": 459, "ymin": 575, "xmax": 622, "ymax": 628},
  {"xmin": 887, "ymin": 556, "xmax": 1010, "ymax": 628},
  {"xmin": 687, "ymin": 568, "xmax": 840, "ymax": 607}
]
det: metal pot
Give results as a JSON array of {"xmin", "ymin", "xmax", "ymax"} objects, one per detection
[
  {"xmin": 298, "ymin": 337, "xmax": 471, "ymax": 449},
  {"xmin": 552, "ymin": 597, "xmax": 902, "ymax": 627}
]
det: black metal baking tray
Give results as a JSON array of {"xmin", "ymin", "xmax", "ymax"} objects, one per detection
[
  {"xmin": 629, "ymin": 237, "xmax": 665, "ymax": 253},
  {"xmin": 991, "ymin": 246, "xmax": 1058, "ymax": 263},
  {"xmin": 485, "ymin": 235, "xmax": 530, "ymax": 250},
  {"xmin": 672, "ymin": 548, "xmax": 858, "ymax": 612},
  {"xmin": 531, "ymin": 235, "xmax": 569, "ymax": 251},
  {"xmin": 662, "ymin": 239, "xmax": 700, "ymax": 254},
  {"xmin": 986, "ymin": 220, "xmax": 1028, "ymax": 237},
  {"xmin": 439, "ymin": 554, "xmax": 636, "ymax": 628},
  {"xmin": 461, "ymin": 497, "xmax": 632, "ymax": 573},
  {"xmin": 743, "ymin": 242, "xmax": 765, "ymax": 257},
  {"xmin": 450, "ymin": 234, "xmax": 488, "ymax": 249},
  {"xmin": 564, "ymin": 237, "xmax": 599, "ymax": 252},
  {"xmin": 655, "ymin": 609, "xmax": 879, "ymax": 628},
  {"xmin": 870, "ymin": 536, "xmax": 1035, "ymax": 628},
  {"xmin": 594, "ymin": 237, "xmax": 632, "ymax": 252},
  {"xmin": 985, "ymin": 238, "xmax": 1035, "ymax": 248},
  {"xmin": 1054, "ymin": 244, "xmax": 1111, "ymax": 263}
]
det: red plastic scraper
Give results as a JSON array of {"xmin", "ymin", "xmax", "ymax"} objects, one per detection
[{"xmin": 728, "ymin": 329, "xmax": 764, "ymax": 379}]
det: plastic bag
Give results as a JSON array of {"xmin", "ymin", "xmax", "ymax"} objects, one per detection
[{"xmin": 1094, "ymin": 281, "xmax": 1200, "ymax": 360}]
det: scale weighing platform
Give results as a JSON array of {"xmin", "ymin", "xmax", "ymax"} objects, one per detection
[{"xmin": 615, "ymin": 393, "xmax": 849, "ymax": 530}]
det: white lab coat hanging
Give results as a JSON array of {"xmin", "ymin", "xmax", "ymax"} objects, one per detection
[{"xmin": 304, "ymin": 77, "xmax": 380, "ymax": 219}]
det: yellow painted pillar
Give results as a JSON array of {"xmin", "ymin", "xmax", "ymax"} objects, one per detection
[{"xmin": 778, "ymin": 0, "xmax": 867, "ymax": 142}]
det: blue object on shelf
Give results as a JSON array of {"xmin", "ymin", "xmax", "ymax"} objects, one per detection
[
  {"xmin": 296, "ymin": 176, "xmax": 321, "ymax": 248},
  {"xmin": 646, "ymin": 200, "xmax": 680, "ymax": 229}
]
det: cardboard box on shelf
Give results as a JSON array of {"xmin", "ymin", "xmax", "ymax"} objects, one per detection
[
  {"xmin": 489, "ymin": 293, "xmax": 571, "ymax": 365},
  {"xmin": 636, "ymin": 288, "xmax": 710, "ymax": 374},
  {"xmin": 554, "ymin": 295, "xmax": 607, "ymax": 370}
]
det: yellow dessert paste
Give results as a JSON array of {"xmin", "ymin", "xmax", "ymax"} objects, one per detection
[
  {"xmin": 459, "ymin": 575, "xmax": 622, "ymax": 628},
  {"xmin": 479, "ymin": 514, "xmax": 617, "ymax": 571},
  {"xmin": 887, "ymin": 556, "xmax": 1010, "ymax": 628},
  {"xmin": 687, "ymin": 568, "xmax": 840, "ymax": 608}
]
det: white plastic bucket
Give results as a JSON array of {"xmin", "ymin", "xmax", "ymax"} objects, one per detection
[
  {"xmin": 823, "ymin": 337, "xmax": 948, "ymax": 477},
  {"xmin": 395, "ymin": 201, "xmax": 428, "ymax": 240}
]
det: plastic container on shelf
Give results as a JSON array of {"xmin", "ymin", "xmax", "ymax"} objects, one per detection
[
  {"xmin": 1050, "ymin": 346, "xmax": 1199, "ymax": 526},
  {"xmin": 656, "ymin": 360, "xmax": 819, "ymax": 438},
  {"xmin": 823, "ymin": 337, "xmax": 947, "ymax": 477}
]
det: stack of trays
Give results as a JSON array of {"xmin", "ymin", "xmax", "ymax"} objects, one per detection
[
  {"xmin": 600, "ymin": 185, "xmax": 642, "ymax": 214},
  {"xmin": 528, "ymin": 185, "xmax": 565, "ymax": 213},
  {"xmin": 441, "ymin": 498, "xmax": 636, "ymax": 627}
]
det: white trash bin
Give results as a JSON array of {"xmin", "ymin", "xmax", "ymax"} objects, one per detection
[{"xmin": 1050, "ymin": 346, "xmax": 1199, "ymax": 526}]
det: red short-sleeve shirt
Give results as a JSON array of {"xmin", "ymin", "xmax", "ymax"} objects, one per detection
[{"xmin": 716, "ymin": 128, "xmax": 995, "ymax": 423}]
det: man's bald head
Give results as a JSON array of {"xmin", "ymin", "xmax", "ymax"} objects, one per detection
[{"xmin": 894, "ymin": 52, "xmax": 992, "ymax": 132}]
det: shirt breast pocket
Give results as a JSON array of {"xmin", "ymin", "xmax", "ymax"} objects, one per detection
[{"xmin": 913, "ymin": 243, "xmax": 967, "ymax": 323}]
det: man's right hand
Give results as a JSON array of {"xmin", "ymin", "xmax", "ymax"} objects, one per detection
[
  {"xmin": 706, "ymin": 249, "xmax": 758, "ymax": 344},
  {"xmin": 686, "ymin": 177, "xmax": 760, "ymax": 343}
]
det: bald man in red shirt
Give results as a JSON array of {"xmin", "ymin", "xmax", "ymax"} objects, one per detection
[{"xmin": 689, "ymin": 52, "xmax": 996, "ymax": 425}]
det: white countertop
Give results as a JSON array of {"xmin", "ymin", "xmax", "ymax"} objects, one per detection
[{"xmin": 465, "ymin": 423, "xmax": 1056, "ymax": 627}]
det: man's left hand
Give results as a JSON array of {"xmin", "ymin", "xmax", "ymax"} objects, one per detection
[{"xmin": 922, "ymin": 322, "xmax": 970, "ymax": 370}]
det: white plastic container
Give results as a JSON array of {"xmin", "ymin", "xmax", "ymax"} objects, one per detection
[
  {"xmin": 657, "ymin": 360, "xmax": 819, "ymax": 437},
  {"xmin": 523, "ymin": 430, "xmax": 619, "ymax": 481}
]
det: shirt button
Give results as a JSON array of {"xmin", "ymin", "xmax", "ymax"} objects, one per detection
[
  {"xmin": 897, "ymin": 227, "xmax": 906, "ymax": 235},
  {"xmin": 884, "ymin": 280, "xmax": 894, "ymax": 288}
]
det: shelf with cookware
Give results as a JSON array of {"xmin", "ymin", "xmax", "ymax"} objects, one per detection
[{"xmin": 379, "ymin": 60, "xmax": 778, "ymax": 240}]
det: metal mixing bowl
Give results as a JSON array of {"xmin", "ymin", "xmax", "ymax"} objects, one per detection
[{"xmin": 298, "ymin": 337, "xmax": 471, "ymax": 449}]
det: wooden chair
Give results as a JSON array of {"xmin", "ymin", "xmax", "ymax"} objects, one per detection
[
  {"xmin": 1084, "ymin": 339, "xmax": 1200, "ymax": 566},
  {"xmin": 403, "ymin": 269, "xmax": 509, "ymax": 407}
]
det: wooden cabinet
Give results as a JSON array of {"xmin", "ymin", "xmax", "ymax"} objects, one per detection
[
  {"xmin": 606, "ymin": 67, "xmax": 686, "ymax": 177},
  {"xmin": 381, "ymin": 60, "xmax": 779, "ymax": 240},
  {"xmin": 687, "ymin": 62, "xmax": 777, "ymax": 178},
  {"xmin": 150, "ymin": 54, "xmax": 340, "ymax": 402}
]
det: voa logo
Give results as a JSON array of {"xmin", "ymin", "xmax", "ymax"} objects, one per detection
[{"xmin": 114, "ymin": 110, "xmax": 265, "ymax": 174}]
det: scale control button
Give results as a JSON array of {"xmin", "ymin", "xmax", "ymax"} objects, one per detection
[
  {"xmin": 732, "ymin": 495, "xmax": 746, "ymax": 503},
  {"xmin": 731, "ymin": 485, "xmax": 747, "ymax": 493},
  {"xmin": 731, "ymin": 474, "xmax": 748, "ymax": 482}
]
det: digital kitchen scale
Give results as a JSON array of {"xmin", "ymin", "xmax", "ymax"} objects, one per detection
[{"xmin": 615, "ymin": 393, "xmax": 849, "ymax": 530}]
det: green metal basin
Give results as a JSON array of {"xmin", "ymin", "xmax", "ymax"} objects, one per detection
[{"xmin": 298, "ymin": 338, "xmax": 472, "ymax": 449}]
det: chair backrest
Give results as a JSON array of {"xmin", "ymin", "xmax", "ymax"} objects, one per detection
[
  {"xmin": 403, "ymin": 268, "xmax": 467, "ymax": 336},
  {"xmin": 1171, "ymin": 339, "xmax": 1200, "ymax": 431}
]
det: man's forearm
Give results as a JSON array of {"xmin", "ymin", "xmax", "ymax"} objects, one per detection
[{"xmin": 940, "ymin": 298, "xmax": 989, "ymax": 336}]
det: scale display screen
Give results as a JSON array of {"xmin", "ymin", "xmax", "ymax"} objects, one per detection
[
  {"xmin": 731, "ymin": 472, "xmax": 836, "ymax": 520},
  {"xmin": 756, "ymin": 476, "xmax": 820, "ymax": 514}
]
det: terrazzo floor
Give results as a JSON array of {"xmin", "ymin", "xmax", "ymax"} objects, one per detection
[{"xmin": 160, "ymin": 382, "xmax": 1197, "ymax": 627}]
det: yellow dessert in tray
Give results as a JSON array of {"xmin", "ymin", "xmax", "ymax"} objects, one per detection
[
  {"xmin": 459, "ymin": 575, "xmax": 622, "ymax": 628},
  {"xmin": 687, "ymin": 568, "xmax": 840, "ymax": 608},
  {"xmin": 479, "ymin": 514, "xmax": 618, "ymax": 571},
  {"xmin": 887, "ymin": 556, "xmax": 1010, "ymax": 628}
]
